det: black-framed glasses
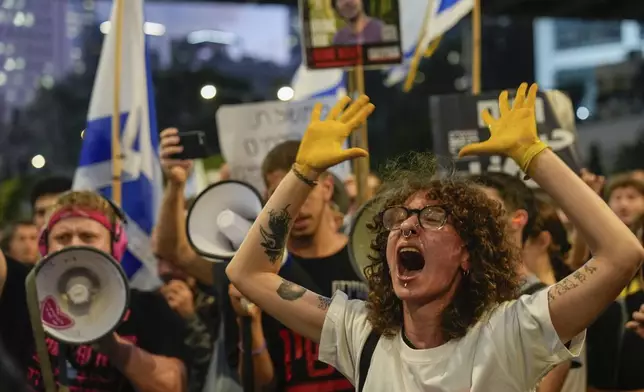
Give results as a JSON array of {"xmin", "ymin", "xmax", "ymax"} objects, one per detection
[{"xmin": 381, "ymin": 205, "xmax": 449, "ymax": 231}]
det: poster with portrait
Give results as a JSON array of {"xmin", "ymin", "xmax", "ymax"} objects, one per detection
[
  {"xmin": 300, "ymin": 0, "xmax": 403, "ymax": 69},
  {"xmin": 430, "ymin": 89, "xmax": 583, "ymax": 187},
  {"xmin": 216, "ymin": 97, "xmax": 351, "ymax": 195}
]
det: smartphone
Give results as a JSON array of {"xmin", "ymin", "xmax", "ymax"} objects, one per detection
[{"xmin": 171, "ymin": 130, "xmax": 211, "ymax": 160}]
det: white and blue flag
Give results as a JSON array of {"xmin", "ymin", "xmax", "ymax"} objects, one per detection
[
  {"xmin": 73, "ymin": 0, "xmax": 163, "ymax": 290},
  {"xmin": 385, "ymin": 0, "xmax": 473, "ymax": 87},
  {"xmin": 291, "ymin": 64, "xmax": 346, "ymax": 101}
]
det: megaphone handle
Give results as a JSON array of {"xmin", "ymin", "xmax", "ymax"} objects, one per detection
[{"xmin": 25, "ymin": 270, "xmax": 59, "ymax": 392}]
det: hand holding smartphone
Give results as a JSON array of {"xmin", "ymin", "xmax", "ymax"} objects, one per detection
[{"xmin": 170, "ymin": 130, "xmax": 211, "ymax": 160}]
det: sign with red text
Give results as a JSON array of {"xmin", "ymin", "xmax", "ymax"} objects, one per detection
[
  {"xmin": 300, "ymin": 0, "xmax": 403, "ymax": 69},
  {"xmin": 216, "ymin": 97, "xmax": 352, "ymax": 194},
  {"xmin": 430, "ymin": 89, "xmax": 582, "ymax": 187}
]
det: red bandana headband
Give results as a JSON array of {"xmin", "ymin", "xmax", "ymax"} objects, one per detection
[{"xmin": 46, "ymin": 207, "xmax": 114, "ymax": 233}]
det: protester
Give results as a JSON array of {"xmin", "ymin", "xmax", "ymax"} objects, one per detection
[
  {"xmin": 226, "ymin": 85, "xmax": 644, "ymax": 390},
  {"xmin": 524, "ymin": 197, "xmax": 586, "ymax": 392},
  {"xmin": 29, "ymin": 176, "xmax": 72, "ymax": 230},
  {"xmin": 155, "ymin": 231, "xmax": 218, "ymax": 392},
  {"xmin": 0, "ymin": 332, "xmax": 31, "ymax": 392},
  {"xmin": 155, "ymin": 127, "xmax": 243, "ymax": 391},
  {"xmin": 470, "ymin": 172, "xmax": 539, "ymax": 290},
  {"xmin": 586, "ymin": 211, "xmax": 644, "ymax": 391},
  {"xmin": 1, "ymin": 220, "xmax": 39, "ymax": 265},
  {"xmin": 605, "ymin": 173, "xmax": 644, "ymax": 228},
  {"xmin": 0, "ymin": 191, "xmax": 189, "ymax": 392},
  {"xmin": 234, "ymin": 139, "xmax": 368, "ymax": 391},
  {"xmin": 471, "ymin": 172, "xmax": 582, "ymax": 392}
]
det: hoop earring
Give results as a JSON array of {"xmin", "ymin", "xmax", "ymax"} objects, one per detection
[{"xmin": 462, "ymin": 269, "xmax": 470, "ymax": 277}]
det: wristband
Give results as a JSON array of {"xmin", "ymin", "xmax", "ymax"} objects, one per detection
[
  {"xmin": 514, "ymin": 141, "xmax": 550, "ymax": 180},
  {"xmin": 292, "ymin": 164, "xmax": 318, "ymax": 187},
  {"xmin": 238, "ymin": 341, "xmax": 267, "ymax": 355}
]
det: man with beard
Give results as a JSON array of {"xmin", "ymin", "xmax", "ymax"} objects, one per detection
[
  {"xmin": 156, "ymin": 128, "xmax": 368, "ymax": 391},
  {"xmin": 332, "ymin": 0, "xmax": 385, "ymax": 45}
]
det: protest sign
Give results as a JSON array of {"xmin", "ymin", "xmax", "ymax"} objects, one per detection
[
  {"xmin": 216, "ymin": 97, "xmax": 352, "ymax": 194},
  {"xmin": 300, "ymin": 0, "xmax": 403, "ymax": 69},
  {"xmin": 430, "ymin": 89, "xmax": 582, "ymax": 187}
]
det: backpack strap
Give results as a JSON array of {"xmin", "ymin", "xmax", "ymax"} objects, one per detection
[{"xmin": 358, "ymin": 330, "xmax": 381, "ymax": 392}]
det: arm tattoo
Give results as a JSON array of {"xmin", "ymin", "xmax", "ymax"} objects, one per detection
[
  {"xmin": 548, "ymin": 264, "xmax": 598, "ymax": 303},
  {"xmin": 317, "ymin": 295, "xmax": 332, "ymax": 310},
  {"xmin": 259, "ymin": 205, "xmax": 291, "ymax": 264},
  {"xmin": 276, "ymin": 279, "xmax": 306, "ymax": 301}
]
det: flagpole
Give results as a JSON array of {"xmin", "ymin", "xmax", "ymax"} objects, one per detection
[
  {"xmin": 111, "ymin": 0, "xmax": 124, "ymax": 205},
  {"xmin": 471, "ymin": 0, "xmax": 481, "ymax": 95},
  {"xmin": 403, "ymin": 0, "xmax": 434, "ymax": 92},
  {"xmin": 349, "ymin": 62, "xmax": 370, "ymax": 206}
]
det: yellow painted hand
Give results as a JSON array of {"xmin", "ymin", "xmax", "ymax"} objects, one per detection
[
  {"xmin": 296, "ymin": 95, "xmax": 375, "ymax": 175},
  {"xmin": 458, "ymin": 83, "xmax": 549, "ymax": 173}
]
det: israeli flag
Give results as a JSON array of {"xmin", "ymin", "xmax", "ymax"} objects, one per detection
[
  {"xmin": 73, "ymin": 0, "xmax": 163, "ymax": 290},
  {"xmin": 291, "ymin": 64, "xmax": 346, "ymax": 101},
  {"xmin": 385, "ymin": 0, "xmax": 473, "ymax": 87}
]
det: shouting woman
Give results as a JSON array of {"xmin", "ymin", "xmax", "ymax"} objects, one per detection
[{"xmin": 226, "ymin": 84, "xmax": 644, "ymax": 391}]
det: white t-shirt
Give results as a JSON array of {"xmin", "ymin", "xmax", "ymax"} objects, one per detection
[
  {"xmin": 319, "ymin": 288, "xmax": 585, "ymax": 391},
  {"xmin": 561, "ymin": 346, "xmax": 587, "ymax": 392}
]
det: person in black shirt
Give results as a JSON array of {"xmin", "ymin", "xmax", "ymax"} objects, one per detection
[
  {"xmin": 0, "ymin": 333, "xmax": 31, "ymax": 392},
  {"xmin": 155, "ymin": 127, "xmax": 368, "ymax": 391},
  {"xmin": 231, "ymin": 140, "xmax": 368, "ymax": 391},
  {"xmin": 586, "ymin": 212, "xmax": 644, "ymax": 391},
  {"xmin": 0, "ymin": 191, "xmax": 188, "ymax": 392}
]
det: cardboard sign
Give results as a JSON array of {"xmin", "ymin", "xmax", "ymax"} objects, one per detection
[
  {"xmin": 300, "ymin": 0, "xmax": 403, "ymax": 69},
  {"xmin": 430, "ymin": 90, "xmax": 582, "ymax": 186},
  {"xmin": 216, "ymin": 97, "xmax": 352, "ymax": 194}
]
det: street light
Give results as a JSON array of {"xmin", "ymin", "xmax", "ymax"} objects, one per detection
[
  {"xmin": 31, "ymin": 154, "xmax": 45, "ymax": 169},
  {"xmin": 277, "ymin": 86, "xmax": 294, "ymax": 102},
  {"xmin": 200, "ymin": 85, "xmax": 217, "ymax": 100},
  {"xmin": 576, "ymin": 106, "xmax": 590, "ymax": 120}
]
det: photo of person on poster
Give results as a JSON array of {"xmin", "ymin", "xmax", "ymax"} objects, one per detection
[{"xmin": 332, "ymin": 0, "xmax": 385, "ymax": 45}]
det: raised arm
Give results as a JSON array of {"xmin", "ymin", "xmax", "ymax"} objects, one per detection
[
  {"xmin": 157, "ymin": 128, "xmax": 214, "ymax": 286},
  {"xmin": 226, "ymin": 95, "xmax": 374, "ymax": 343},
  {"xmin": 531, "ymin": 149, "xmax": 643, "ymax": 340},
  {"xmin": 460, "ymin": 83, "xmax": 644, "ymax": 343}
]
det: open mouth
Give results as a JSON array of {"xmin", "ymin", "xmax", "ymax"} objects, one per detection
[
  {"xmin": 293, "ymin": 216, "xmax": 310, "ymax": 229},
  {"xmin": 397, "ymin": 247, "xmax": 425, "ymax": 279}
]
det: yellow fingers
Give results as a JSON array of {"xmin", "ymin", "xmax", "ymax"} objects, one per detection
[
  {"xmin": 526, "ymin": 83, "xmax": 538, "ymax": 109},
  {"xmin": 336, "ymin": 148, "xmax": 369, "ymax": 163},
  {"xmin": 339, "ymin": 95, "xmax": 371, "ymax": 123},
  {"xmin": 481, "ymin": 109, "xmax": 497, "ymax": 129},
  {"xmin": 327, "ymin": 96, "xmax": 352, "ymax": 120},
  {"xmin": 512, "ymin": 83, "xmax": 528, "ymax": 109},
  {"xmin": 499, "ymin": 90, "xmax": 510, "ymax": 117},
  {"xmin": 310, "ymin": 103, "xmax": 324, "ymax": 122},
  {"xmin": 347, "ymin": 103, "xmax": 375, "ymax": 131},
  {"xmin": 458, "ymin": 141, "xmax": 493, "ymax": 158}
]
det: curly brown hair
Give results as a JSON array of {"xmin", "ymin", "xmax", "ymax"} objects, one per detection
[{"xmin": 363, "ymin": 152, "xmax": 521, "ymax": 339}]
